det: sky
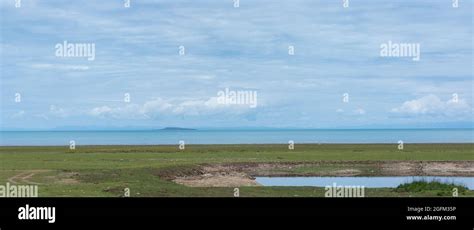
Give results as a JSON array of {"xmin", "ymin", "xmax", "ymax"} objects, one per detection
[{"xmin": 0, "ymin": 0, "xmax": 473, "ymax": 130}]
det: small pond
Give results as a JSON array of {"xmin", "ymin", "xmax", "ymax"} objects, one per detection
[{"xmin": 256, "ymin": 176, "xmax": 474, "ymax": 189}]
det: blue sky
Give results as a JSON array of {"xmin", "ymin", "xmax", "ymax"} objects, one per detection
[{"xmin": 0, "ymin": 0, "xmax": 472, "ymax": 130}]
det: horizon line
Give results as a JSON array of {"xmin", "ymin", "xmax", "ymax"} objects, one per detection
[{"xmin": 1, "ymin": 127, "xmax": 473, "ymax": 132}]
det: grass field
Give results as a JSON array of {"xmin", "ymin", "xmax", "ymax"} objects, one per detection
[{"xmin": 0, "ymin": 144, "xmax": 473, "ymax": 197}]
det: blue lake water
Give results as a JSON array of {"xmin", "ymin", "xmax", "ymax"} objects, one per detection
[
  {"xmin": 0, "ymin": 129, "xmax": 472, "ymax": 146},
  {"xmin": 256, "ymin": 176, "xmax": 474, "ymax": 189}
]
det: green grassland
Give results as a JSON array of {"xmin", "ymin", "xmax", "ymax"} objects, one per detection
[{"xmin": 0, "ymin": 144, "xmax": 473, "ymax": 197}]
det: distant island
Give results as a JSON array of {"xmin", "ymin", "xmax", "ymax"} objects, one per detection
[{"xmin": 160, "ymin": 127, "xmax": 197, "ymax": 131}]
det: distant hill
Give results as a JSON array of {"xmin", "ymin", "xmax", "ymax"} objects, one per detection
[{"xmin": 160, "ymin": 127, "xmax": 197, "ymax": 131}]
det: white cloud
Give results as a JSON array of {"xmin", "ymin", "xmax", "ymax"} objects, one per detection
[
  {"xmin": 11, "ymin": 110, "xmax": 25, "ymax": 118},
  {"xmin": 33, "ymin": 105, "xmax": 69, "ymax": 120},
  {"xmin": 391, "ymin": 95, "xmax": 472, "ymax": 117},
  {"xmin": 353, "ymin": 108, "xmax": 366, "ymax": 115},
  {"xmin": 89, "ymin": 106, "xmax": 112, "ymax": 117},
  {"xmin": 49, "ymin": 105, "xmax": 68, "ymax": 118},
  {"xmin": 88, "ymin": 97, "xmax": 255, "ymax": 119}
]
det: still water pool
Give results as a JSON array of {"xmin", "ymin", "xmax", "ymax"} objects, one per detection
[{"xmin": 256, "ymin": 176, "xmax": 474, "ymax": 189}]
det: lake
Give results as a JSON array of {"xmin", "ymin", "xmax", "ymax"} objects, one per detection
[{"xmin": 0, "ymin": 129, "xmax": 472, "ymax": 146}]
